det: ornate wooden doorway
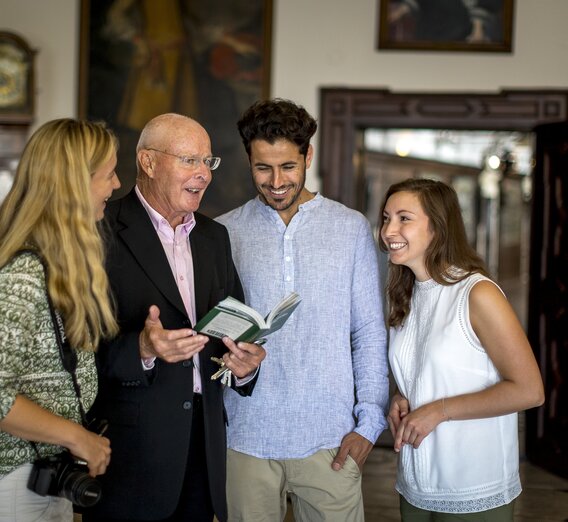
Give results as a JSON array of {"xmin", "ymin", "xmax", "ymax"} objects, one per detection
[{"xmin": 318, "ymin": 88, "xmax": 568, "ymax": 475}]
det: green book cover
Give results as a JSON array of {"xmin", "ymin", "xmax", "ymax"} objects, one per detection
[{"xmin": 195, "ymin": 292, "xmax": 301, "ymax": 342}]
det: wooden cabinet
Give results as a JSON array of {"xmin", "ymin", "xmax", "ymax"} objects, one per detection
[
  {"xmin": 0, "ymin": 124, "xmax": 28, "ymax": 162},
  {"xmin": 0, "ymin": 124, "xmax": 27, "ymax": 202}
]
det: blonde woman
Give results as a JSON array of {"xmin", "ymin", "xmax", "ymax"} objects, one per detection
[{"xmin": 0, "ymin": 119, "xmax": 121, "ymax": 521}]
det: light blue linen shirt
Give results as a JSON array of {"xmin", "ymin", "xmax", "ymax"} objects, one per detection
[{"xmin": 216, "ymin": 193, "xmax": 389, "ymax": 459}]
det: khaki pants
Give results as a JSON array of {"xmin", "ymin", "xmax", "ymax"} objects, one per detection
[{"xmin": 227, "ymin": 448, "xmax": 364, "ymax": 522}]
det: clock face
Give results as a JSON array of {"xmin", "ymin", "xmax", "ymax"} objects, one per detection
[
  {"xmin": 0, "ymin": 43, "xmax": 29, "ymax": 109},
  {"xmin": 0, "ymin": 33, "xmax": 33, "ymax": 119}
]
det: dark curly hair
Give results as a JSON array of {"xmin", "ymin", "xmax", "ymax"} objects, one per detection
[
  {"xmin": 237, "ymin": 98, "xmax": 317, "ymax": 157},
  {"xmin": 378, "ymin": 178, "xmax": 489, "ymax": 327}
]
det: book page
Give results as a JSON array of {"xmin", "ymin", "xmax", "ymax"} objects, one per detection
[
  {"xmin": 197, "ymin": 311, "xmax": 256, "ymax": 340},
  {"xmin": 218, "ymin": 296, "xmax": 265, "ymax": 326},
  {"xmin": 265, "ymin": 292, "xmax": 301, "ymax": 325}
]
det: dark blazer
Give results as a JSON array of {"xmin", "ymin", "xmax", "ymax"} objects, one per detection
[{"xmin": 86, "ymin": 190, "xmax": 253, "ymax": 521}]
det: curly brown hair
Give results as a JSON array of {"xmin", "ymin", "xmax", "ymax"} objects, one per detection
[{"xmin": 237, "ymin": 98, "xmax": 317, "ymax": 158}]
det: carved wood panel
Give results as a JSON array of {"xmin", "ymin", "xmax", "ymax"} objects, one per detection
[{"xmin": 319, "ymin": 89, "xmax": 568, "ymax": 208}]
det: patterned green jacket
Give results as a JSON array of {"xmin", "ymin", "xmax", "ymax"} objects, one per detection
[{"xmin": 0, "ymin": 252, "xmax": 97, "ymax": 478}]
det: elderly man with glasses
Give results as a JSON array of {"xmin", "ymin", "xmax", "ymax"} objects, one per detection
[{"xmin": 83, "ymin": 113, "xmax": 265, "ymax": 522}]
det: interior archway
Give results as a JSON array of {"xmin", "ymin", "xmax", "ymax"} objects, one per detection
[{"xmin": 318, "ymin": 88, "xmax": 568, "ymax": 472}]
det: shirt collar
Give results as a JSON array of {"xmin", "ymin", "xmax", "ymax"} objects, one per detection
[
  {"xmin": 135, "ymin": 185, "xmax": 196, "ymax": 235},
  {"xmin": 253, "ymin": 192, "xmax": 323, "ymax": 223}
]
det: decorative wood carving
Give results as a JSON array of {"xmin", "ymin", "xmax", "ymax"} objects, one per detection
[{"xmin": 319, "ymin": 88, "xmax": 568, "ymax": 208}]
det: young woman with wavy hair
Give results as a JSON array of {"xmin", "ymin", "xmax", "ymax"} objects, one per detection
[
  {"xmin": 0, "ymin": 119, "xmax": 120, "ymax": 521},
  {"xmin": 379, "ymin": 178, "xmax": 544, "ymax": 521}
]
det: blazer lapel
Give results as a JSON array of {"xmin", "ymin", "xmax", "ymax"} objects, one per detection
[
  {"xmin": 116, "ymin": 191, "xmax": 188, "ymax": 319},
  {"xmin": 190, "ymin": 215, "xmax": 215, "ymax": 321}
]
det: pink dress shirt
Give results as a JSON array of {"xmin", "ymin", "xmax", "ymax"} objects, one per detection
[{"xmin": 135, "ymin": 187, "xmax": 202, "ymax": 393}]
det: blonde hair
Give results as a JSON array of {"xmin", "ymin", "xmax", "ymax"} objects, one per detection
[{"xmin": 0, "ymin": 118, "xmax": 119, "ymax": 350}]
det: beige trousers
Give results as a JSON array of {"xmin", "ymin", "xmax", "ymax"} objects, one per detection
[{"xmin": 227, "ymin": 448, "xmax": 364, "ymax": 522}]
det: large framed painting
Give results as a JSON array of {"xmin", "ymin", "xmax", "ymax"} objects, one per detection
[
  {"xmin": 79, "ymin": 0, "xmax": 272, "ymax": 217},
  {"xmin": 377, "ymin": 0, "xmax": 514, "ymax": 52}
]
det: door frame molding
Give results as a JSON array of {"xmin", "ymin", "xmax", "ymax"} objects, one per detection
[
  {"xmin": 318, "ymin": 87, "xmax": 568, "ymax": 475},
  {"xmin": 318, "ymin": 88, "xmax": 568, "ymax": 208}
]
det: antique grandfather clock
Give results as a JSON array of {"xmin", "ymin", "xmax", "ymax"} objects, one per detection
[{"xmin": 0, "ymin": 31, "xmax": 35, "ymax": 195}]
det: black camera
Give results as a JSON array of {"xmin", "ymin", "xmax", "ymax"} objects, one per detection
[{"xmin": 27, "ymin": 450, "xmax": 102, "ymax": 508}]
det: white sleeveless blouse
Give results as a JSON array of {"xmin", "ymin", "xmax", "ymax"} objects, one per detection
[{"xmin": 389, "ymin": 272, "xmax": 521, "ymax": 513}]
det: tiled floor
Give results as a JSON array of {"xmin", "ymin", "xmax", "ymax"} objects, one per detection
[
  {"xmin": 362, "ymin": 447, "xmax": 568, "ymax": 522},
  {"xmin": 75, "ymin": 447, "xmax": 568, "ymax": 522},
  {"xmin": 283, "ymin": 446, "xmax": 568, "ymax": 521}
]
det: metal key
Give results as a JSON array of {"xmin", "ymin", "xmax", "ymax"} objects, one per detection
[
  {"xmin": 210, "ymin": 357, "xmax": 227, "ymax": 380},
  {"xmin": 221, "ymin": 369, "xmax": 232, "ymax": 387}
]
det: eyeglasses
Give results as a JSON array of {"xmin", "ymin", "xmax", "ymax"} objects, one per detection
[{"xmin": 146, "ymin": 148, "xmax": 221, "ymax": 171}]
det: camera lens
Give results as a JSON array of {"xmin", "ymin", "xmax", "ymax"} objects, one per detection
[{"xmin": 59, "ymin": 470, "xmax": 102, "ymax": 508}]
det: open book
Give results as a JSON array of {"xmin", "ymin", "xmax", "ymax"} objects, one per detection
[{"xmin": 194, "ymin": 292, "xmax": 301, "ymax": 343}]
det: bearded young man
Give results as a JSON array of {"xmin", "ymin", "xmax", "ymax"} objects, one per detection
[{"xmin": 217, "ymin": 99, "xmax": 389, "ymax": 521}]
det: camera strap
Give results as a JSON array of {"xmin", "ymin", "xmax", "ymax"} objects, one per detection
[{"xmin": 45, "ymin": 290, "xmax": 89, "ymax": 427}]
